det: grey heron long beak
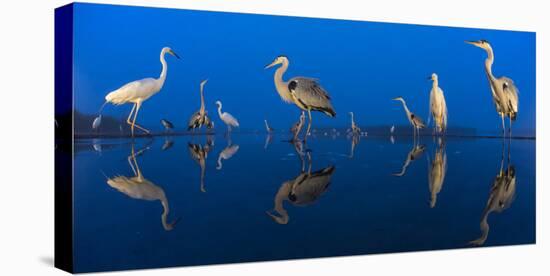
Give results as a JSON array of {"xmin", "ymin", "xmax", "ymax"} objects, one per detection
[
  {"xmin": 465, "ymin": 40, "xmax": 481, "ymax": 47},
  {"xmin": 264, "ymin": 61, "xmax": 277, "ymax": 69}
]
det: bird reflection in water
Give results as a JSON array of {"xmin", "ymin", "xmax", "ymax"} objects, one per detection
[
  {"xmin": 161, "ymin": 138, "xmax": 174, "ymax": 151},
  {"xmin": 349, "ymin": 134, "xmax": 360, "ymax": 159},
  {"xmin": 470, "ymin": 141, "xmax": 516, "ymax": 246},
  {"xmin": 393, "ymin": 142, "xmax": 426, "ymax": 177},
  {"xmin": 188, "ymin": 136, "xmax": 214, "ymax": 192},
  {"xmin": 428, "ymin": 138, "xmax": 447, "ymax": 208},
  {"xmin": 105, "ymin": 143, "xmax": 179, "ymax": 231},
  {"xmin": 266, "ymin": 141, "xmax": 336, "ymax": 224},
  {"xmin": 217, "ymin": 140, "xmax": 239, "ymax": 170},
  {"xmin": 264, "ymin": 133, "xmax": 273, "ymax": 150}
]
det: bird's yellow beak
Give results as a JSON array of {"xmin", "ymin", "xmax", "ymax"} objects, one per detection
[
  {"xmin": 392, "ymin": 97, "xmax": 400, "ymax": 101},
  {"xmin": 465, "ymin": 40, "xmax": 481, "ymax": 48},
  {"xmin": 264, "ymin": 60, "xmax": 278, "ymax": 69}
]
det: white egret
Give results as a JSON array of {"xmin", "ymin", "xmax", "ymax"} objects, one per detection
[
  {"xmin": 428, "ymin": 73, "xmax": 448, "ymax": 135},
  {"xmin": 160, "ymin": 119, "xmax": 174, "ymax": 132},
  {"xmin": 102, "ymin": 47, "xmax": 180, "ymax": 136},
  {"xmin": 215, "ymin": 100, "xmax": 240, "ymax": 133}
]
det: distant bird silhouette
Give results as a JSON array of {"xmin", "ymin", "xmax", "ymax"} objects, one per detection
[
  {"xmin": 160, "ymin": 119, "xmax": 174, "ymax": 132},
  {"xmin": 348, "ymin": 112, "xmax": 361, "ymax": 135},
  {"xmin": 264, "ymin": 119, "xmax": 274, "ymax": 134}
]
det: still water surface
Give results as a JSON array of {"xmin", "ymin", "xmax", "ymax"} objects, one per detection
[{"xmin": 72, "ymin": 134, "xmax": 535, "ymax": 272}]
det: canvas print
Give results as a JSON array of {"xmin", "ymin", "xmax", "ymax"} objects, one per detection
[{"xmin": 55, "ymin": 2, "xmax": 536, "ymax": 273}]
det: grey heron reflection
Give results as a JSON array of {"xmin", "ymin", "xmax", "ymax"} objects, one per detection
[
  {"xmin": 266, "ymin": 141, "xmax": 336, "ymax": 224},
  {"xmin": 393, "ymin": 142, "xmax": 426, "ymax": 177},
  {"xmin": 188, "ymin": 136, "xmax": 214, "ymax": 192},
  {"xmin": 470, "ymin": 142, "xmax": 516, "ymax": 246},
  {"xmin": 105, "ymin": 143, "xmax": 179, "ymax": 231},
  {"xmin": 428, "ymin": 138, "xmax": 447, "ymax": 208}
]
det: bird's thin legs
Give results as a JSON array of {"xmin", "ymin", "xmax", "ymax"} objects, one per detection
[
  {"xmin": 500, "ymin": 114, "xmax": 506, "ymax": 137},
  {"xmin": 304, "ymin": 109, "xmax": 313, "ymax": 143},
  {"xmin": 126, "ymin": 103, "xmax": 137, "ymax": 135},
  {"xmin": 132, "ymin": 102, "xmax": 150, "ymax": 135},
  {"xmin": 508, "ymin": 117, "xmax": 513, "ymax": 138}
]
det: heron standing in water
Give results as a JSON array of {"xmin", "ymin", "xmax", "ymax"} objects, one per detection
[
  {"xmin": 215, "ymin": 100, "xmax": 240, "ymax": 134},
  {"xmin": 466, "ymin": 40, "xmax": 519, "ymax": 136},
  {"xmin": 264, "ymin": 120, "xmax": 274, "ymax": 134},
  {"xmin": 160, "ymin": 119, "xmax": 174, "ymax": 133},
  {"xmin": 188, "ymin": 79, "xmax": 214, "ymax": 131},
  {"xmin": 348, "ymin": 112, "xmax": 361, "ymax": 136},
  {"xmin": 100, "ymin": 47, "xmax": 180, "ymax": 137},
  {"xmin": 265, "ymin": 56, "xmax": 336, "ymax": 142},
  {"xmin": 393, "ymin": 97, "xmax": 426, "ymax": 138},
  {"xmin": 428, "ymin": 73, "xmax": 448, "ymax": 135}
]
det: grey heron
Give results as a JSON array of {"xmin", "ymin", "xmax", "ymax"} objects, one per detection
[
  {"xmin": 393, "ymin": 97, "xmax": 426, "ymax": 138},
  {"xmin": 266, "ymin": 145, "xmax": 335, "ymax": 224},
  {"xmin": 101, "ymin": 47, "xmax": 180, "ymax": 137},
  {"xmin": 188, "ymin": 79, "xmax": 214, "ymax": 131},
  {"xmin": 348, "ymin": 112, "xmax": 361, "ymax": 136},
  {"xmin": 428, "ymin": 73, "xmax": 448, "ymax": 135},
  {"xmin": 160, "ymin": 119, "xmax": 174, "ymax": 132},
  {"xmin": 265, "ymin": 55, "xmax": 336, "ymax": 142},
  {"xmin": 466, "ymin": 40, "xmax": 519, "ymax": 136},
  {"xmin": 264, "ymin": 119, "xmax": 274, "ymax": 133}
]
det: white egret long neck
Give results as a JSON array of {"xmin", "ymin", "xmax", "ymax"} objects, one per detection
[
  {"xmin": 217, "ymin": 104, "xmax": 223, "ymax": 118},
  {"xmin": 265, "ymin": 120, "xmax": 269, "ymax": 130},
  {"xmin": 274, "ymin": 61, "xmax": 293, "ymax": 103},
  {"xmin": 350, "ymin": 113, "xmax": 355, "ymax": 125},
  {"xmin": 158, "ymin": 50, "xmax": 168, "ymax": 87},
  {"xmin": 432, "ymin": 78, "xmax": 439, "ymax": 91},
  {"xmin": 484, "ymin": 47, "xmax": 496, "ymax": 81}
]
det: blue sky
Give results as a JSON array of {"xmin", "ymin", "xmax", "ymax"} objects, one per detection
[{"xmin": 73, "ymin": 3, "xmax": 536, "ymax": 135}]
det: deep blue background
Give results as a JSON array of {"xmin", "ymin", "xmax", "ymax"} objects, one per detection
[{"xmin": 73, "ymin": 3, "xmax": 535, "ymax": 135}]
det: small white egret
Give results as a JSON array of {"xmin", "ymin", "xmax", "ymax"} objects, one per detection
[
  {"xmin": 215, "ymin": 100, "xmax": 240, "ymax": 133},
  {"xmin": 101, "ymin": 47, "xmax": 180, "ymax": 137},
  {"xmin": 264, "ymin": 119, "xmax": 274, "ymax": 133},
  {"xmin": 160, "ymin": 119, "xmax": 174, "ymax": 132}
]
